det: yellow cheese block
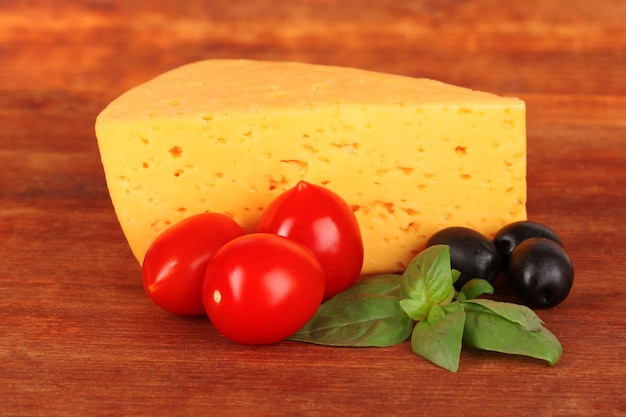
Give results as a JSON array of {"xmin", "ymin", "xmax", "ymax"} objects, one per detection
[{"xmin": 95, "ymin": 59, "xmax": 526, "ymax": 275}]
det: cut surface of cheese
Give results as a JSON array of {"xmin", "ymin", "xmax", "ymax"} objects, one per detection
[{"xmin": 95, "ymin": 59, "xmax": 526, "ymax": 275}]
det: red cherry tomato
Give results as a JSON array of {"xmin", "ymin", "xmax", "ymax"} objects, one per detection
[
  {"xmin": 203, "ymin": 233, "xmax": 325, "ymax": 345},
  {"xmin": 257, "ymin": 180, "xmax": 364, "ymax": 300},
  {"xmin": 142, "ymin": 212, "xmax": 245, "ymax": 316}
]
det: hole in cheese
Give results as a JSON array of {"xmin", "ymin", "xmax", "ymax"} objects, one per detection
[{"xmin": 169, "ymin": 146, "xmax": 182, "ymax": 157}]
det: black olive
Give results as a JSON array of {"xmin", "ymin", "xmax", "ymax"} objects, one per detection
[
  {"xmin": 493, "ymin": 221, "xmax": 563, "ymax": 268},
  {"xmin": 426, "ymin": 226, "xmax": 501, "ymax": 290},
  {"xmin": 507, "ymin": 238, "xmax": 574, "ymax": 308}
]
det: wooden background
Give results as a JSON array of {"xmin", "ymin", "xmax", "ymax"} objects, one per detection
[{"xmin": 1, "ymin": 1, "xmax": 625, "ymax": 416}]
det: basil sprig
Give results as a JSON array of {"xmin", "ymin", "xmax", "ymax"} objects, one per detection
[{"xmin": 288, "ymin": 245, "xmax": 562, "ymax": 372}]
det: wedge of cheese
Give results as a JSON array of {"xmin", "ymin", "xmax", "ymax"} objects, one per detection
[{"xmin": 95, "ymin": 59, "xmax": 526, "ymax": 275}]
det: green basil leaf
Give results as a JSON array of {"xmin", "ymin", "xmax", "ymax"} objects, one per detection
[
  {"xmin": 337, "ymin": 274, "xmax": 405, "ymax": 298},
  {"xmin": 451, "ymin": 269, "xmax": 462, "ymax": 284},
  {"xmin": 411, "ymin": 302, "xmax": 465, "ymax": 372},
  {"xmin": 459, "ymin": 279, "xmax": 495, "ymax": 301},
  {"xmin": 399, "ymin": 298, "xmax": 427, "ymax": 321},
  {"xmin": 427, "ymin": 304, "xmax": 445, "ymax": 324},
  {"xmin": 288, "ymin": 274, "xmax": 413, "ymax": 347},
  {"xmin": 463, "ymin": 305, "xmax": 562, "ymax": 366},
  {"xmin": 400, "ymin": 245, "xmax": 456, "ymax": 322},
  {"xmin": 462, "ymin": 299, "xmax": 543, "ymax": 331}
]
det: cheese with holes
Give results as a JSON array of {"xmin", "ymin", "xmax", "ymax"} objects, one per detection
[{"xmin": 95, "ymin": 59, "xmax": 526, "ymax": 274}]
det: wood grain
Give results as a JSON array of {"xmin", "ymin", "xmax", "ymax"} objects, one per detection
[{"xmin": 1, "ymin": 1, "xmax": 625, "ymax": 416}]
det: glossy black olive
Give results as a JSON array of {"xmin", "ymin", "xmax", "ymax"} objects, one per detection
[
  {"xmin": 507, "ymin": 238, "xmax": 574, "ymax": 308},
  {"xmin": 493, "ymin": 220, "xmax": 563, "ymax": 268},
  {"xmin": 426, "ymin": 226, "xmax": 501, "ymax": 290}
]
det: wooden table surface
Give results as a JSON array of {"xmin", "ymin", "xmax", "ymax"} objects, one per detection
[{"xmin": 2, "ymin": 1, "xmax": 625, "ymax": 416}]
